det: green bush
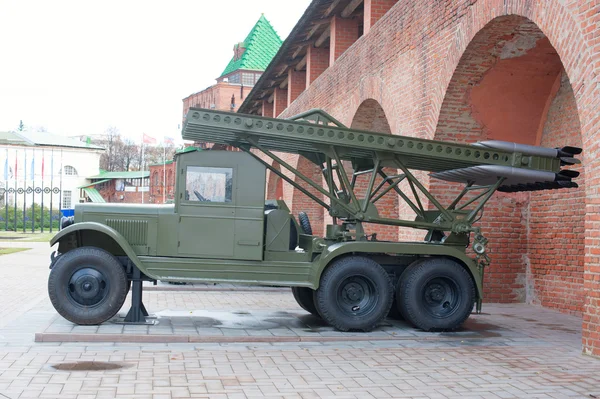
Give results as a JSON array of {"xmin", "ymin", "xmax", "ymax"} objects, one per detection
[{"xmin": 0, "ymin": 204, "xmax": 61, "ymax": 231}]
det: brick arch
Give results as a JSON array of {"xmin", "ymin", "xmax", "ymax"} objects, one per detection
[
  {"xmin": 344, "ymin": 75, "xmax": 398, "ymax": 133},
  {"xmin": 349, "ymin": 99, "xmax": 398, "ymax": 241},
  {"xmin": 433, "ymin": 1, "xmax": 597, "ymax": 138},
  {"xmin": 432, "ymin": 10, "xmax": 592, "ymax": 353}
]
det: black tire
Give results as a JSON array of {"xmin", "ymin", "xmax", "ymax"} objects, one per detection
[
  {"xmin": 291, "ymin": 287, "xmax": 320, "ymax": 317},
  {"xmin": 298, "ymin": 211, "xmax": 312, "ymax": 235},
  {"xmin": 48, "ymin": 247, "xmax": 129, "ymax": 325},
  {"xmin": 397, "ymin": 258, "xmax": 475, "ymax": 331},
  {"xmin": 314, "ymin": 256, "xmax": 393, "ymax": 332}
]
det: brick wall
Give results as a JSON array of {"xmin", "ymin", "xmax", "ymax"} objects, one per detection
[
  {"xmin": 529, "ymin": 70, "xmax": 585, "ymax": 315},
  {"xmin": 149, "ymin": 163, "xmax": 176, "ymax": 204},
  {"xmin": 269, "ymin": 0, "xmax": 599, "ymax": 356}
]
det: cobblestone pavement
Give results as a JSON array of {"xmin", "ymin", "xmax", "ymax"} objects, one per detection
[{"xmin": 1, "ymin": 242, "xmax": 599, "ymax": 398}]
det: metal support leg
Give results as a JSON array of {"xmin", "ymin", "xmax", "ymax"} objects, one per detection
[{"xmin": 121, "ymin": 266, "xmax": 152, "ymax": 324}]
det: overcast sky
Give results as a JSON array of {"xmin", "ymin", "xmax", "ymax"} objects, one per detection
[{"xmin": 0, "ymin": 0, "xmax": 311, "ymax": 143}]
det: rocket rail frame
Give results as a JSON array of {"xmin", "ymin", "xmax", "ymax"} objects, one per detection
[{"xmin": 182, "ymin": 107, "xmax": 581, "ymax": 248}]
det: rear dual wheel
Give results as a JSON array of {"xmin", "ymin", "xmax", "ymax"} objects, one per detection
[{"xmin": 397, "ymin": 258, "xmax": 475, "ymax": 331}]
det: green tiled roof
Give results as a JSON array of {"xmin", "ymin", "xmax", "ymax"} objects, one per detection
[
  {"xmin": 220, "ymin": 15, "xmax": 282, "ymax": 77},
  {"xmin": 88, "ymin": 171, "xmax": 150, "ymax": 179},
  {"xmin": 82, "ymin": 188, "xmax": 106, "ymax": 203},
  {"xmin": 78, "ymin": 179, "xmax": 111, "ymax": 188},
  {"xmin": 176, "ymin": 146, "xmax": 200, "ymax": 154}
]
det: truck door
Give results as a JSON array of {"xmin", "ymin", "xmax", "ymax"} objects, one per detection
[{"xmin": 177, "ymin": 151, "xmax": 265, "ymax": 260}]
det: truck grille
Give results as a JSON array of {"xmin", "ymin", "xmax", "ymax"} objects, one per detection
[{"xmin": 105, "ymin": 219, "xmax": 148, "ymax": 246}]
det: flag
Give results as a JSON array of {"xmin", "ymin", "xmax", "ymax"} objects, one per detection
[
  {"xmin": 142, "ymin": 133, "xmax": 156, "ymax": 145},
  {"xmin": 31, "ymin": 154, "xmax": 35, "ymax": 180},
  {"xmin": 3, "ymin": 156, "xmax": 7, "ymax": 180},
  {"xmin": 164, "ymin": 136, "xmax": 175, "ymax": 145},
  {"xmin": 14, "ymin": 151, "xmax": 17, "ymax": 179}
]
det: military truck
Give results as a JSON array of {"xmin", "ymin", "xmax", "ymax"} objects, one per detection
[{"xmin": 48, "ymin": 108, "xmax": 581, "ymax": 332}]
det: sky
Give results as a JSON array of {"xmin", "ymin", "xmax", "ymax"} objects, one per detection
[{"xmin": 0, "ymin": 0, "xmax": 311, "ymax": 144}]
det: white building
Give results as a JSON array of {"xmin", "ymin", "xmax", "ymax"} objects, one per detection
[{"xmin": 0, "ymin": 131, "xmax": 104, "ymax": 214}]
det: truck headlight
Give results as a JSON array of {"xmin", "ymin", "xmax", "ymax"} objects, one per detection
[{"xmin": 60, "ymin": 216, "xmax": 74, "ymax": 230}]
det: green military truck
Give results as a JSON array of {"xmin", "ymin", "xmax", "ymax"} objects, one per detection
[{"xmin": 48, "ymin": 108, "xmax": 581, "ymax": 332}]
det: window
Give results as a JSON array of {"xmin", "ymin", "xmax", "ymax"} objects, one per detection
[
  {"xmin": 242, "ymin": 73, "xmax": 254, "ymax": 86},
  {"xmin": 185, "ymin": 166, "xmax": 233, "ymax": 203},
  {"xmin": 62, "ymin": 190, "xmax": 72, "ymax": 208},
  {"xmin": 228, "ymin": 73, "xmax": 240, "ymax": 84},
  {"xmin": 64, "ymin": 165, "xmax": 78, "ymax": 176}
]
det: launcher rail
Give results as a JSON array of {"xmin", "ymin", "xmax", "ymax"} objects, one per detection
[{"xmin": 182, "ymin": 108, "xmax": 581, "ymax": 258}]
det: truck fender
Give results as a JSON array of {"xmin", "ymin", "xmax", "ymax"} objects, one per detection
[
  {"xmin": 50, "ymin": 222, "xmax": 146, "ymax": 273},
  {"xmin": 312, "ymin": 241, "xmax": 484, "ymax": 300}
]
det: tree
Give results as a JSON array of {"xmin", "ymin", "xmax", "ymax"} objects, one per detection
[
  {"xmin": 121, "ymin": 139, "xmax": 138, "ymax": 171},
  {"xmin": 17, "ymin": 120, "xmax": 24, "ymax": 131},
  {"xmin": 98, "ymin": 126, "xmax": 122, "ymax": 171}
]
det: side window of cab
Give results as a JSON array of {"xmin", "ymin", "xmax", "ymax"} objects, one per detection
[{"xmin": 184, "ymin": 166, "xmax": 233, "ymax": 203}]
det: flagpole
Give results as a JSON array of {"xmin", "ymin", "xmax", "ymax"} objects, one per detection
[
  {"xmin": 23, "ymin": 149, "xmax": 26, "ymax": 233},
  {"xmin": 31, "ymin": 148, "xmax": 35, "ymax": 233},
  {"xmin": 4, "ymin": 147, "xmax": 8, "ymax": 232},
  {"xmin": 41, "ymin": 149, "xmax": 44, "ymax": 233},
  {"xmin": 141, "ymin": 142, "xmax": 145, "ymax": 204},
  {"xmin": 59, "ymin": 149, "xmax": 63, "ymax": 218},
  {"xmin": 163, "ymin": 143, "xmax": 166, "ymax": 204},
  {"xmin": 49, "ymin": 149, "xmax": 54, "ymax": 233},
  {"xmin": 13, "ymin": 149, "xmax": 17, "ymax": 232}
]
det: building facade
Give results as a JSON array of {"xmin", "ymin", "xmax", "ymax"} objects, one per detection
[
  {"xmin": 148, "ymin": 161, "xmax": 176, "ymax": 204},
  {"xmin": 1, "ymin": 131, "xmax": 103, "ymax": 221},
  {"xmin": 84, "ymin": 171, "xmax": 150, "ymax": 204},
  {"xmin": 238, "ymin": 0, "xmax": 600, "ymax": 357}
]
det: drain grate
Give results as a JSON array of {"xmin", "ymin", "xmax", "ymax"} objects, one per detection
[{"xmin": 49, "ymin": 361, "xmax": 124, "ymax": 371}]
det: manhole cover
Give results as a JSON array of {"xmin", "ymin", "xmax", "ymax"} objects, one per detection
[{"xmin": 49, "ymin": 361, "xmax": 124, "ymax": 371}]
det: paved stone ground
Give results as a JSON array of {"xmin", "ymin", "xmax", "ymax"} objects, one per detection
[{"xmin": 0, "ymin": 242, "xmax": 599, "ymax": 398}]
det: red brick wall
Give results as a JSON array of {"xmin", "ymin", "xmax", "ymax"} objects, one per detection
[
  {"xmin": 97, "ymin": 182, "xmax": 148, "ymax": 204},
  {"xmin": 182, "ymin": 81, "xmax": 251, "ymax": 118},
  {"xmin": 273, "ymin": 88, "xmax": 287, "ymax": 117},
  {"xmin": 330, "ymin": 16, "xmax": 359, "ymax": 65},
  {"xmin": 288, "ymin": 69, "xmax": 306, "ymax": 106},
  {"xmin": 364, "ymin": 0, "xmax": 397, "ymax": 34},
  {"xmin": 262, "ymin": 101, "xmax": 274, "ymax": 117},
  {"xmin": 149, "ymin": 163, "xmax": 176, "ymax": 204},
  {"xmin": 529, "ymin": 70, "xmax": 585, "ymax": 315},
  {"xmin": 269, "ymin": 0, "xmax": 599, "ymax": 356},
  {"xmin": 306, "ymin": 46, "xmax": 329, "ymax": 88}
]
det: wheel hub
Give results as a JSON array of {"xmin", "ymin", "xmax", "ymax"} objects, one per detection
[
  {"xmin": 68, "ymin": 268, "xmax": 109, "ymax": 307},
  {"xmin": 343, "ymin": 282, "xmax": 364, "ymax": 301},
  {"xmin": 422, "ymin": 277, "xmax": 459, "ymax": 318},
  {"xmin": 337, "ymin": 276, "xmax": 377, "ymax": 316}
]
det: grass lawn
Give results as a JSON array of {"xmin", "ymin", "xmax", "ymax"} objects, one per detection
[
  {"xmin": 0, "ymin": 231, "xmax": 56, "ymax": 242},
  {"xmin": 0, "ymin": 247, "xmax": 29, "ymax": 255}
]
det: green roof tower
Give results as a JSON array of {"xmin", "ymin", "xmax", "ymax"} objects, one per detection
[{"xmin": 220, "ymin": 14, "xmax": 283, "ymax": 78}]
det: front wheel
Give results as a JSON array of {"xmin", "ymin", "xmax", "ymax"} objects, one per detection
[
  {"xmin": 48, "ymin": 247, "xmax": 129, "ymax": 325},
  {"xmin": 397, "ymin": 258, "xmax": 475, "ymax": 331},
  {"xmin": 314, "ymin": 256, "xmax": 393, "ymax": 332}
]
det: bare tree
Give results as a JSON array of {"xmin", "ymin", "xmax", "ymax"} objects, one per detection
[{"xmin": 96, "ymin": 127, "xmax": 180, "ymax": 172}]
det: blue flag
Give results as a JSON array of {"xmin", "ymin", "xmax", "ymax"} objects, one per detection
[
  {"xmin": 3, "ymin": 157, "xmax": 7, "ymax": 180},
  {"xmin": 31, "ymin": 155, "xmax": 35, "ymax": 180}
]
